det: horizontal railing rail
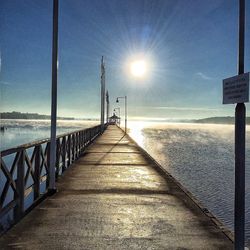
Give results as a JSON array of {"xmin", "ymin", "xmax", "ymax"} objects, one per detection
[{"xmin": 0, "ymin": 123, "xmax": 108, "ymax": 233}]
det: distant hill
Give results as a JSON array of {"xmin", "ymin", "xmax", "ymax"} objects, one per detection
[
  {"xmin": 194, "ymin": 116, "xmax": 250, "ymax": 125},
  {"xmin": 0, "ymin": 111, "xmax": 75, "ymax": 120}
]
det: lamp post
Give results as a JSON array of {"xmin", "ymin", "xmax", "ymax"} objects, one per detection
[
  {"xmin": 49, "ymin": 0, "xmax": 59, "ymax": 194},
  {"xmin": 113, "ymin": 108, "xmax": 120, "ymax": 126},
  {"xmin": 106, "ymin": 90, "xmax": 110, "ymax": 123},
  {"xmin": 100, "ymin": 56, "xmax": 105, "ymax": 131},
  {"xmin": 116, "ymin": 96, "xmax": 127, "ymax": 133}
]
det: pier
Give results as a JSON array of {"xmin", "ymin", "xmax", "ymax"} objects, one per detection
[{"xmin": 0, "ymin": 125, "xmax": 233, "ymax": 249}]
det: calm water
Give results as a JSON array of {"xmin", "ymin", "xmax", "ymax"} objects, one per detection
[
  {"xmin": 128, "ymin": 121, "xmax": 250, "ymax": 246},
  {"xmin": 1, "ymin": 119, "xmax": 250, "ymax": 245},
  {"xmin": 0, "ymin": 119, "xmax": 99, "ymax": 151}
]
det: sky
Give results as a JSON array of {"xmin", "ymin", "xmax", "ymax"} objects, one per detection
[{"xmin": 0, "ymin": 0, "xmax": 250, "ymax": 120}]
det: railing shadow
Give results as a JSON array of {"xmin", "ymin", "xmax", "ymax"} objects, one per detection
[{"xmin": 80, "ymin": 133, "xmax": 126, "ymax": 166}]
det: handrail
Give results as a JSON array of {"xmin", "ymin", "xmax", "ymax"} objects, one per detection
[
  {"xmin": 0, "ymin": 123, "xmax": 108, "ymax": 233},
  {"xmin": 1, "ymin": 127, "xmax": 100, "ymax": 156}
]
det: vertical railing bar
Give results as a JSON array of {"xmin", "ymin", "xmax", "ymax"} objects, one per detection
[
  {"xmin": 73, "ymin": 134, "xmax": 75, "ymax": 161},
  {"xmin": 89, "ymin": 129, "xmax": 91, "ymax": 144},
  {"xmin": 83, "ymin": 130, "xmax": 86, "ymax": 148},
  {"xmin": 55, "ymin": 138, "xmax": 60, "ymax": 178},
  {"xmin": 68, "ymin": 134, "xmax": 71, "ymax": 166},
  {"xmin": 77, "ymin": 132, "xmax": 79, "ymax": 155},
  {"xmin": 76, "ymin": 133, "xmax": 78, "ymax": 157},
  {"xmin": 72, "ymin": 134, "xmax": 74, "ymax": 161},
  {"xmin": 76, "ymin": 132, "xmax": 79, "ymax": 157},
  {"xmin": 46, "ymin": 142, "xmax": 51, "ymax": 189},
  {"xmin": 82, "ymin": 131, "xmax": 84, "ymax": 151},
  {"xmin": 14, "ymin": 150, "xmax": 25, "ymax": 222},
  {"xmin": 78, "ymin": 132, "xmax": 80, "ymax": 155},
  {"xmin": 34, "ymin": 145, "xmax": 41, "ymax": 201},
  {"xmin": 78, "ymin": 132, "xmax": 80, "ymax": 156},
  {"xmin": 79, "ymin": 131, "xmax": 82, "ymax": 152},
  {"xmin": 62, "ymin": 136, "xmax": 66, "ymax": 172}
]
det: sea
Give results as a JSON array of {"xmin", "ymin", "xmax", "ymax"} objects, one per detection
[{"xmin": 0, "ymin": 119, "xmax": 250, "ymax": 246}]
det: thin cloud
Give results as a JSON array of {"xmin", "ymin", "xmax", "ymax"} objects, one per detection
[
  {"xmin": 0, "ymin": 81, "xmax": 11, "ymax": 86},
  {"xmin": 152, "ymin": 106, "xmax": 219, "ymax": 111},
  {"xmin": 195, "ymin": 72, "xmax": 214, "ymax": 80}
]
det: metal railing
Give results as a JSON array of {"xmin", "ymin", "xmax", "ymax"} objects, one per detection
[{"xmin": 0, "ymin": 124, "xmax": 107, "ymax": 232}]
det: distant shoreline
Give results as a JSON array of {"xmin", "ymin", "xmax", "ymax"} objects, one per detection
[
  {"xmin": 0, "ymin": 111, "xmax": 98, "ymax": 121},
  {"xmin": 192, "ymin": 116, "xmax": 250, "ymax": 125},
  {"xmin": 1, "ymin": 112, "xmax": 250, "ymax": 125}
]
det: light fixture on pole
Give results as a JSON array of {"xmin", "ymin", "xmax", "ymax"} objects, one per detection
[
  {"xmin": 116, "ymin": 96, "xmax": 127, "ymax": 133},
  {"xmin": 113, "ymin": 107, "xmax": 120, "ymax": 126}
]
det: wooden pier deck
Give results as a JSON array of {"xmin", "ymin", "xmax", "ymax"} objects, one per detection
[{"xmin": 0, "ymin": 125, "xmax": 233, "ymax": 249}]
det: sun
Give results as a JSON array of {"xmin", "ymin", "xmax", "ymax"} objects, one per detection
[{"xmin": 130, "ymin": 60, "xmax": 147, "ymax": 77}]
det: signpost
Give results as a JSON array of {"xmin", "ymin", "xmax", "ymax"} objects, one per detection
[
  {"xmin": 223, "ymin": 73, "xmax": 249, "ymax": 104},
  {"xmin": 223, "ymin": 1, "xmax": 248, "ymax": 249}
]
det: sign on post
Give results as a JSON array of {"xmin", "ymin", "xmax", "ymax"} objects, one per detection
[{"xmin": 223, "ymin": 72, "xmax": 250, "ymax": 104}]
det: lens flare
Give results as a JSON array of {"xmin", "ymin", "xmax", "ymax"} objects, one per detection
[{"xmin": 130, "ymin": 60, "xmax": 146, "ymax": 77}]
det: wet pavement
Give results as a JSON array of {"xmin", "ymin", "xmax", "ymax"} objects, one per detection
[{"xmin": 0, "ymin": 125, "xmax": 233, "ymax": 249}]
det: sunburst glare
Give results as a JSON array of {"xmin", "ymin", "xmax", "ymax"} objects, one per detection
[{"xmin": 130, "ymin": 60, "xmax": 147, "ymax": 77}]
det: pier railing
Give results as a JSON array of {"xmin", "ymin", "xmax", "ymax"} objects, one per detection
[{"xmin": 0, "ymin": 124, "xmax": 106, "ymax": 231}]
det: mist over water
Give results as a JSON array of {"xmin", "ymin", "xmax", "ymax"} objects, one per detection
[
  {"xmin": 128, "ymin": 121, "xmax": 250, "ymax": 245},
  {"xmin": 0, "ymin": 119, "xmax": 98, "ymax": 150}
]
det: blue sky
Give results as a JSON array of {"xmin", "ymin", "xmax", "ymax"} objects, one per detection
[{"xmin": 0, "ymin": 0, "xmax": 250, "ymax": 119}]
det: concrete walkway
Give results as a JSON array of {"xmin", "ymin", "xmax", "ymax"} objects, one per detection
[{"xmin": 0, "ymin": 125, "xmax": 233, "ymax": 249}]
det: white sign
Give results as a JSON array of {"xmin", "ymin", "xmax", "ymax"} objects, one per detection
[{"xmin": 223, "ymin": 72, "xmax": 250, "ymax": 104}]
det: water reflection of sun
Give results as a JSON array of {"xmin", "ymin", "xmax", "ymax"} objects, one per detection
[{"xmin": 128, "ymin": 122, "xmax": 146, "ymax": 147}]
